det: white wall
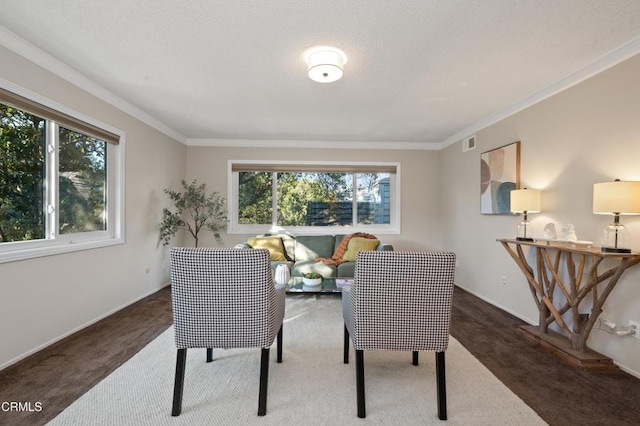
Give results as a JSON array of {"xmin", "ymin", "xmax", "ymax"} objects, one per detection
[
  {"xmin": 185, "ymin": 146, "xmax": 443, "ymax": 251},
  {"xmin": 440, "ymin": 53, "xmax": 640, "ymax": 375},
  {"xmin": 0, "ymin": 46, "xmax": 186, "ymax": 369}
]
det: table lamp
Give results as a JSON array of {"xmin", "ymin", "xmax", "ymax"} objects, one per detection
[
  {"xmin": 593, "ymin": 179, "xmax": 640, "ymax": 253},
  {"xmin": 510, "ymin": 188, "xmax": 541, "ymax": 241}
]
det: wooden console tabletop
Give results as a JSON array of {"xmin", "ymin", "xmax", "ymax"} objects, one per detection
[{"xmin": 498, "ymin": 238, "xmax": 640, "ymax": 370}]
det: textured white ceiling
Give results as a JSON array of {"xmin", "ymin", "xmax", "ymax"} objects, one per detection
[{"xmin": 1, "ymin": 0, "xmax": 640, "ymax": 147}]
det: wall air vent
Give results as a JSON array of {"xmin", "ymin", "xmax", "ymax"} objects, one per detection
[{"xmin": 462, "ymin": 135, "xmax": 476, "ymax": 152}]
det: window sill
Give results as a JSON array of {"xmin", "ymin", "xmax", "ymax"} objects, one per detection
[{"xmin": 0, "ymin": 236, "xmax": 125, "ymax": 264}]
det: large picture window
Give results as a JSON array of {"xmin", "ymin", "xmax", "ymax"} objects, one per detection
[
  {"xmin": 0, "ymin": 85, "xmax": 124, "ymax": 263},
  {"xmin": 229, "ymin": 161, "xmax": 400, "ymax": 234}
]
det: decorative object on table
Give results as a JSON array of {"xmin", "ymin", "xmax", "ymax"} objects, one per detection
[
  {"xmin": 480, "ymin": 141, "xmax": 520, "ymax": 214},
  {"xmin": 561, "ymin": 224, "xmax": 578, "ymax": 241},
  {"xmin": 159, "ymin": 179, "xmax": 227, "ymax": 247},
  {"xmin": 593, "ymin": 179, "xmax": 640, "ymax": 253},
  {"xmin": 510, "ymin": 188, "xmax": 541, "ymax": 241},
  {"xmin": 302, "ymin": 272, "xmax": 323, "ymax": 286},
  {"xmin": 543, "ymin": 223, "xmax": 557, "ymax": 240},
  {"xmin": 274, "ymin": 264, "xmax": 291, "ymax": 285}
]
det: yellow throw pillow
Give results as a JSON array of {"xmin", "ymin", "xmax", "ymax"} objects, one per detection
[
  {"xmin": 247, "ymin": 237, "xmax": 287, "ymax": 261},
  {"xmin": 342, "ymin": 237, "xmax": 380, "ymax": 261}
]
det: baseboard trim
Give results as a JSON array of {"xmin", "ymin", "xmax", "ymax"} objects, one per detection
[
  {"xmin": 454, "ymin": 284, "xmax": 640, "ymax": 380},
  {"xmin": 454, "ymin": 284, "xmax": 537, "ymax": 325},
  {"xmin": 617, "ymin": 364, "xmax": 640, "ymax": 379},
  {"xmin": 0, "ymin": 283, "xmax": 171, "ymax": 371}
]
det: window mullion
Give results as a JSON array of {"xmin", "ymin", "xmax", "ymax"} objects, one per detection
[
  {"xmin": 352, "ymin": 174, "xmax": 357, "ymax": 226},
  {"xmin": 45, "ymin": 121, "xmax": 59, "ymax": 240},
  {"xmin": 272, "ymin": 172, "xmax": 278, "ymax": 226}
]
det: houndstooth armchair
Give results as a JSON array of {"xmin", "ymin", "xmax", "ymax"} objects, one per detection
[
  {"xmin": 169, "ymin": 247, "xmax": 286, "ymax": 417},
  {"xmin": 343, "ymin": 250, "xmax": 456, "ymax": 420}
]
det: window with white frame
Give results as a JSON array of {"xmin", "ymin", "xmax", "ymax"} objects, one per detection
[
  {"xmin": 228, "ymin": 161, "xmax": 400, "ymax": 234},
  {"xmin": 0, "ymin": 85, "xmax": 124, "ymax": 263}
]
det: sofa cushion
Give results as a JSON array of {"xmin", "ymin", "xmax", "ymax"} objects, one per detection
[
  {"xmin": 342, "ymin": 237, "xmax": 380, "ymax": 261},
  {"xmin": 257, "ymin": 233, "xmax": 296, "ymax": 260},
  {"xmin": 336, "ymin": 261, "xmax": 356, "ymax": 277},
  {"xmin": 334, "ymin": 234, "xmax": 346, "ymax": 252},
  {"xmin": 294, "ymin": 235, "xmax": 335, "ymax": 261},
  {"xmin": 247, "ymin": 236, "xmax": 287, "ymax": 261},
  {"xmin": 275, "ymin": 233, "xmax": 296, "ymax": 260}
]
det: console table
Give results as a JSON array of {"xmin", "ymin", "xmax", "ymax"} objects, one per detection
[{"xmin": 498, "ymin": 238, "xmax": 640, "ymax": 370}]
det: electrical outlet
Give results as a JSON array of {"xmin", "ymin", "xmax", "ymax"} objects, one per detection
[
  {"xmin": 501, "ymin": 276, "xmax": 507, "ymax": 287},
  {"xmin": 630, "ymin": 321, "xmax": 640, "ymax": 340}
]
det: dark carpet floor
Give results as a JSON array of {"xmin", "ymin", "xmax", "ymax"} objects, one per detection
[{"xmin": 1, "ymin": 286, "xmax": 639, "ymax": 425}]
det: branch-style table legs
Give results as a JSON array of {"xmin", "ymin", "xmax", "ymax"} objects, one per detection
[{"xmin": 498, "ymin": 239, "xmax": 640, "ymax": 370}]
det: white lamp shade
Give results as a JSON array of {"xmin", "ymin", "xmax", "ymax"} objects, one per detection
[
  {"xmin": 510, "ymin": 189, "xmax": 541, "ymax": 213},
  {"xmin": 305, "ymin": 47, "xmax": 347, "ymax": 83},
  {"xmin": 593, "ymin": 181, "xmax": 640, "ymax": 214}
]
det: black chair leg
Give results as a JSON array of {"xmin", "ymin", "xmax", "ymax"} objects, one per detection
[
  {"xmin": 356, "ymin": 349, "xmax": 366, "ymax": 418},
  {"xmin": 206, "ymin": 348, "xmax": 213, "ymax": 362},
  {"xmin": 277, "ymin": 326, "xmax": 283, "ymax": 363},
  {"xmin": 344, "ymin": 325, "xmax": 350, "ymax": 364},
  {"xmin": 436, "ymin": 351, "xmax": 447, "ymax": 420},
  {"xmin": 172, "ymin": 348, "xmax": 187, "ymax": 416},
  {"xmin": 413, "ymin": 351, "xmax": 419, "ymax": 366},
  {"xmin": 258, "ymin": 348, "xmax": 270, "ymax": 416}
]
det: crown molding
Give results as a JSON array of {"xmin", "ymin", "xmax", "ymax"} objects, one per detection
[
  {"xmin": 186, "ymin": 138, "xmax": 441, "ymax": 150},
  {"xmin": 440, "ymin": 36, "xmax": 640, "ymax": 149},
  {"xmin": 4, "ymin": 22, "xmax": 639, "ymax": 152},
  {"xmin": 0, "ymin": 25, "xmax": 186, "ymax": 144}
]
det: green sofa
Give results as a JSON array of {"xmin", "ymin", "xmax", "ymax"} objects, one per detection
[{"xmin": 234, "ymin": 234, "xmax": 393, "ymax": 278}]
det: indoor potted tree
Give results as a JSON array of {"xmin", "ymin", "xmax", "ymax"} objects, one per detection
[{"xmin": 159, "ymin": 179, "xmax": 227, "ymax": 247}]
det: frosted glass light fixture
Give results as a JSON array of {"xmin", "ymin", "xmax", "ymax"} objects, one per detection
[
  {"xmin": 304, "ymin": 46, "xmax": 347, "ymax": 83},
  {"xmin": 593, "ymin": 179, "xmax": 640, "ymax": 253},
  {"xmin": 510, "ymin": 188, "xmax": 541, "ymax": 241}
]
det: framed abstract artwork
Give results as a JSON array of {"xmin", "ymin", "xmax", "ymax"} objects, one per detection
[{"xmin": 480, "ymin": 141, "xmax": 520, "ymax": 214}]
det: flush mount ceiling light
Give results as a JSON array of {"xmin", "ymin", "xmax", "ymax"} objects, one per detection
[{"xmin": 304, "ymin": 46, "xmax": 348, "ymax": 83}]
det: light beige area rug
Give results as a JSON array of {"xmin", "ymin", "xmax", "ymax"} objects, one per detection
[{"xmin": 48, "ymin": 296, "xmax": 546, "ymax": 425}]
